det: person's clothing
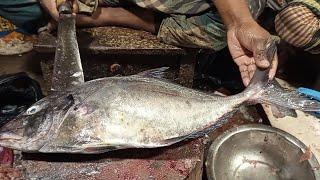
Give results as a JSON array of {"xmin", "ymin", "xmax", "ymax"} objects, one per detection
[
  {"xmin": 77, "ymin": 0, "xmax": 99, "ymax": 15},
  {"xmin": 100, "ymin": 0, "xmax": 266, "ymax": 51},
  {"xmin": 0, "ymin": 0, "xmax": 318, "ymax": 53},
  {"xmin": 99, "ymin": 0, "xmax": 320, "ymax": 53},
  {"xmin": 0, "ymin": 0, "xmax": 99, "ymax": 35},
  {"xmin": 0, "ymin": 0, "xmax": 45, "ymax": 34},
  {"xmin": 275, "ymin": 4, "xmax": 320, "ymax": 54}
]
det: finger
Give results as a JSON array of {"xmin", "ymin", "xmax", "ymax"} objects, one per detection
[
  {"xmin": 240, "ymin": 68, "xmax": 250, "ymax": 87},
  {"xmin": 38, "ymin": 20, "xmax": 58, "ymax": 33},
  {"xmin": 242, "ymin": 75, "xmax": 250, "ymax": 87},
  {"xmin": 244, "ymin": 57, "xmax": 255, "ymax": 66},
  {"xmin": 72, "ymin": 0, "xmax": 79, "ymax": 14},
  {"xmin": 39, "ymin": 0, "xmax": 60, "ymax": 21},
  {"xmin": 234, "ymin": 57, "xmax": 244, "ymax": 66},
  {"xmin": 239, "ymin": 65, "xmax": 248, "ymax": 73},
  {"xmin": 235, "ymin": 57, "xmax": 250, "ymax": 86},
  {"xmin": 253, "ymin": 40, "xmax": 270, "ymax": 68},
  {"xmin": 268, "ymin": 52, "xmax": 278, "ymax": 80},
  {"xmin": 234, "ymin": 55, "xmax": 252, "ymax": 67},
  {"xmin": 248, "ymin": 63, "xmax": 256, "ymax": 81}
]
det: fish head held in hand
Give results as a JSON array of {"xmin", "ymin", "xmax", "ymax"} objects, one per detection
[{"xmin": 0, "ymin": 93, "xmax": 74, "ymax": 152}]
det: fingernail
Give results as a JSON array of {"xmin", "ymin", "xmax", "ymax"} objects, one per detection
[
  {"xmin": 244, "ymin": 80, "xmax": 249, "ymax": 87},
  {"xmin": 268, "ymin": 73, "xmax": 273, "ymax": 79},
  {"xmin": 262, "ymin": 61, "xmax": 270, "ymax": 67}
]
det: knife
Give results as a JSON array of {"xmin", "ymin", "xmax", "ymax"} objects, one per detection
[{"xmin": 51, "ymin": 0, "xmax": 84, "ymax": 92}]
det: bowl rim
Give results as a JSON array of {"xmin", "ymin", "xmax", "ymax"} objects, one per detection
[{"xmin": 205, "ymin": 124, "xmax": 320, "ymax": 180}]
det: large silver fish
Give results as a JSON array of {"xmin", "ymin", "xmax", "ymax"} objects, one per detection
[{"xmin": 0, "ymin": 67, "xmax": 319, "ymax": 154}]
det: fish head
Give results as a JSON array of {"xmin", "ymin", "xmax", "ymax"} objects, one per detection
[{"xmin": 0, "ymin": 94, "xmax": 74, "ymax": 152}]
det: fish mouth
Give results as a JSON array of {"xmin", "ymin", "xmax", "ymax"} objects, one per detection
[
  {"xmin": 0, "ymin": 115, "xmax": 25, "ymax": 150},
  {"xmin": 0, "ymin": 131, "xmax": 24, "ymax": 150},
  {"xmin": 0, "ymin": 132, "xmax": 23, "ymax": 140}
]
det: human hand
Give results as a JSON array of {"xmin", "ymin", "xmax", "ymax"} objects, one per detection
[
  {"xmin": 227, "ymin": 20, "xmax": 278, "ymax": 86},
  {"xmin": 39, "ymin": 0, "xmax": 60, "ymax": 21},
  {"xmin": 39, "ymin": 0, "xmax": 79, "ymax": 20},
  {"xmin": 38, "ymin": 0, "xmax": 78, "ymax": 32}
]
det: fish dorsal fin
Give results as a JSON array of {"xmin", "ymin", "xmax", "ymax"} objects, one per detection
[{"xmin": 133, "ymin": 67, "xmax": 170, "ymax": 79}]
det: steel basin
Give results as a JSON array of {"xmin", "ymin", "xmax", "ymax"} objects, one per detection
[{"xmin": 206, "ymin": 124, "xmax": 320, "ymax": 180}]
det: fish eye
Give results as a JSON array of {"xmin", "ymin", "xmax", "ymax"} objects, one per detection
[{"xmin": 26, "ymin": 105, "xmax": 40, "ymax": 115}]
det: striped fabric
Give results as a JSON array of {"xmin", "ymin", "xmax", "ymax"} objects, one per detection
[
  {"xmin": 100, "ymin": 0, "xmax": 319, "ymax": 51},
  {"xmin": 287, "ymin": 0, "xmax": 320, "ymax": 17},
  {"xmin": 275, "ymin": 4, "xmax": 319, "ymax": 48}
]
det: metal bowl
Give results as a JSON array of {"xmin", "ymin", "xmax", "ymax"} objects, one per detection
[{"xmin": 205, "ymin": 124, "xmax": 320, "ymax": 180}]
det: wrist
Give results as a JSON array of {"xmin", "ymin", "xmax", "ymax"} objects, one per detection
[
  {"xmin": 213, "ymin": 0, "xmax": 255, "ymax": 30},
  {"xmin": 226, "ymin": 15, "xmax": 255, "ymax": 30}
]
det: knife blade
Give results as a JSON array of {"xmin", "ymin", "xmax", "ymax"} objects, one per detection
[{"xmin": 51, "ymin": 1, "xmax": 84, "ymax": 92}]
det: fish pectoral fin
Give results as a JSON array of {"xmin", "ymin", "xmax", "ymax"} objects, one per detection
[
  {"xmin": 80, "ymin": 143, "xmax": 142, "ymax": 154},
  {"xmin": 158, "ymin": 135, "xmax": 189, "ymax": 146},
  {"xmin": 133, "ymin": 67, "xmax": 171, "ymax": 79},
  {"xmin": 82, "ymin": 146, "xmax": 118, "ymax": 154},
  {"xmin": 40, "ymin": 144, "xmax": 117, "ymax": 154}
]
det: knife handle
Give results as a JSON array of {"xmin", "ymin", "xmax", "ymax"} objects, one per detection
[
  {"xmin": 56, "ymin": 0, "xmax": 67, "ymax": 7},
  {"xmin": 56, "ymin": 0, "xmax": 72, "ymax": 14}
]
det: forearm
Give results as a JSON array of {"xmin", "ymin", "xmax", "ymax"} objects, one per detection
[
  {"xmin": 213, "ymin": 0, "xmax": 254, "ymax": 29},
  {"xmin": 76, "ymin": 7, "xmax": 156, "ymax": 32}
]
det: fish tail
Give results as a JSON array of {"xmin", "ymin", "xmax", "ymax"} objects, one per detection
[{"xmin": 245, "ymin": 70, "xmax": 320, "ymax": 112}]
